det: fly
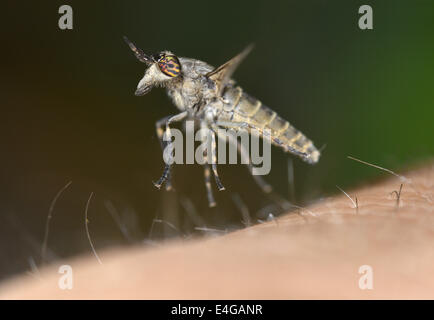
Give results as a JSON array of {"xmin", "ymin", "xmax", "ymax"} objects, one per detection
[{"xmin": 124, "ymin": 37, "xmax": 320, "ymax": 207}]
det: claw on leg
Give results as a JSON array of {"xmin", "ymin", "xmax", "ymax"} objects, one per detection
[{"xmin": 212, "ymin": 163, "xmax": 225, "ymax": 191}]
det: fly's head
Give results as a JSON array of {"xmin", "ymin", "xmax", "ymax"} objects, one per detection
[{"xmin": 124, "ymin": 36, "xmax": 182, "ymax": 96}]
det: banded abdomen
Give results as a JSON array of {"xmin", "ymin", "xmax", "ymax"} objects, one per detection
[{"xmin": 219, "ymin": 86, "xmax": 320, "ymax": 164}]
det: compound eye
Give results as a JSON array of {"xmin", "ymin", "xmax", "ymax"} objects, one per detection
[{"xmin": 158, "ymin": 55, "xmax": 181, "ymax": 77}]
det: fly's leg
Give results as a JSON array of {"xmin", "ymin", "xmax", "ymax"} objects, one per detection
[
  {"xmin": 210, "ymin": 129, "xmax": 225, "ymax": 191},
  {"xmin": 153, "ymin": 144, "xmax": 172, "ymax": 190},
  {"xmin": 153, "ymin": 111, "xmax": 188, "ymax": 190},
  {"xmin": 204, "ymin": 110, "xmax": 227, "ymax": 192},
  {"xmin": 199, "ymin": 118, "xmax": 225, "ymax": 207},
  {"xmin": 155, "ymin": 115, "xmax": 172, "ymax": 190},
  {"xmin": 203, "ymin": 164, "xmax": 216, "ymax": 207},
  {"xmin": 202, "ymin": 117, "xmax": 225, "ymax": 191}
]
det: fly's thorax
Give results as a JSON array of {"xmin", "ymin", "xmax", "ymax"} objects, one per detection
[
  {"xmin": 179, "ymin": 57, "xmax": 214, "ymax": 77},
  {"xmin": 166, "ymin": 74, "xmax": 205, "ymax": 112},
  {"xmin": 166, "ymin": 64, "xmax": 221, "ymax": 113}
]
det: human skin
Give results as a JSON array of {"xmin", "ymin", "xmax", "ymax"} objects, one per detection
[{"xmin": 0, "ymin": 163, "xmax": 433, "ymax": 299}]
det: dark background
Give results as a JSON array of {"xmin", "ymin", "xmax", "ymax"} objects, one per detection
[{"xmin": 0, "ymin": 1, "xmax": 433, "ymax": 280}]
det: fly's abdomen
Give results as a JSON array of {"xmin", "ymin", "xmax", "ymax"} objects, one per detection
[{"xmin": 221, "ymin": 86, "xmax": 320, "ymax": 164}]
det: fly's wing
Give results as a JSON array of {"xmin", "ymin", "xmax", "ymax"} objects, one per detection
[{"xmin": 206, "ymin": 44, "xmax": 254, "ymax": 96}]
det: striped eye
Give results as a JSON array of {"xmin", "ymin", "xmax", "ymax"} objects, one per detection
[{"xmin": 158, "ymin": 55, "xmax": 181, "ymax": 77}]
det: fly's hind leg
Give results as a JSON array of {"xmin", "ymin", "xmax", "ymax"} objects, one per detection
[
  {"xmin": 153, "ymin": 112, "xmax": 188, "ymax": 190},
  {"xmin": 199, "ymin": 120, "xmax": 224, "ymax": 207},
  {"xmin": 203, "ymin": 164, "xmax": 216, "ymax": 207},
  {"xmin": 210, "ymin": 129, "xmax": 225, "ymax": 191},
  {"xmin": 200, "ymin": 119, "xmax": 225, "ymax": 192}
]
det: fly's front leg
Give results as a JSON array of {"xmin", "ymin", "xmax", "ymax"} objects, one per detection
[
  {"xmin": 153, "ymin": 111, "xmax": 188, "ymax": 190},
  {"xmin": 155, "ymin": 115, "xmax": 172, "ymax": 190}
]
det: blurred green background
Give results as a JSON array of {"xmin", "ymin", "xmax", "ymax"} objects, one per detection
[{"xmin": 0, "ymin": 1, "xmax": 433, "ymax": 280}]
